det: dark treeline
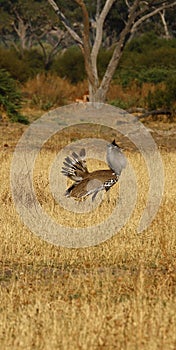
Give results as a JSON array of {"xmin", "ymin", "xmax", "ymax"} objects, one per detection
[{"xmin": 1, "ymin": 32, "xmax": 176, "ymax": 85}]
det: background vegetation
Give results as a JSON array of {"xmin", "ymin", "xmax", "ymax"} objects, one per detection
[
  {"xmin": 0, "ymin": 0, "xmax": 176, "ymax": 121},
  {"xmin": 0, "ymin": 69, "xmax": 29, "ymax": 124},
  {"xmin": 0, "ymin": 31, "xmax": 176, "ymax": 122}
]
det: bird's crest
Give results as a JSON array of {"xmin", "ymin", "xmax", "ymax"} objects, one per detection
[{"xmin": 112, "ymin": 139, "xmax": 121, "ymax": 148}]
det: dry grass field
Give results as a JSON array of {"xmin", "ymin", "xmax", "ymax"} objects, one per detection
[{"xmin": 0, "ymin": 119, "xmax": 176, "ymax": 350}]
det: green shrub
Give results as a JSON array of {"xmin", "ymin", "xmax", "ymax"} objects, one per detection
[
  {"xmin": 117, "ymin": 32, "xmax": 176, "ymax": 86},
  {"xmin": 127, "ymin": 32, "xmax": 160, "ymax": 53},
  {"xmin": 22, "ymin": 49, "xmax": 45, "ymax": 77},
  {"xmin": 97, "ymin": 48, "xmax": 113, "ymax": 78},
  {"xmin": 115, "ymin": 67, "xmax": 176, "ymax": 87},
  {"xmin": 0, "ymin": 69, "xmax": 29, "ymax": 124},
  {"xmin": 146, "ymin": 89, "xmax": 167, "ymax": 110},
  {"xmin": 0, "ymin": 47, "xmax": 45, "ymax": 82},
  {"xmin": 138, "ymin": 68, "xmax": 172, "ymax": 84},
  {"xmin": 146, "ymin": 76, "xmax": 176, "ymax": 118},
  {"xmin": 114, "ymin": 69, "xmax": 137, "ymax": 87},
  {"xmin": 127, "ymin": 31, "xmax": 176, "ymax": 54},
  {"xmin": 52, "ymin": 46, "xmax": 114, "ymax": 82},
  {"xmin": 166, "ymin": 75, "xmax": 176, "ymax": 101},
  {"xmin": 0, "ymin": 47, "xmax": 29, "ymax": 82},
  {"xmin": 51, "ymin": 46, "xmax": 85, "ymax": 83},
  {"xmin": 109, "ymin": 97, "xmax": 137, "ymax": 110}
]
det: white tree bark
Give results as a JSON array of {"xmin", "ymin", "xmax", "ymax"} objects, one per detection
[
  {"xmin": 12, "ymin": 13, "xmax": 29, "ymax": 51},
  {"xmin": 130, "ymin": 1, "xmax": 176, "ymax": 38},
  {"xmin": 91, "ymin": 0, "xmax": 116, "ymax": 80},
  {"xmin": 159, "ymin": 10, "xmax": 171, "ymax": 39}
]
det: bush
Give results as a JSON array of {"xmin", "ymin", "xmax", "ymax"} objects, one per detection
[
  {"xmin": 138, "ymin": 68, "xmax": 172, "ymax": 84},
  {"xmin": 109, "ymin": 98, "xmax": 134, "ymax": 110},
  {"xmin": 0, "ymin": 47, "xmax": 45, "ymax": 82},
  {"xmin": 21, "ymin": 49, "xmax": 45, "ymax": 77},
  {"xmin": 23, "ymin": 73, "xmax": 76, "ymax": 109},
  {"xmin": 52, "ymin": 47, "xmax": 115, "ymax": 82},
  {"xmin": 51, "ymin": 47, "xmax": 86, "ymax": 83},
  {"xmin": 97, "ymin": 48, "xmax": 113, "ymax": 78},
  {"xmin": 127, "ymin": 31, "xmax": 176, "ymax": 54},
  {"xmin": 0, "ymin": 69, "xmax": 29, "ymax": 124},
  {"xmin": 0, "ymin": 47, "xmax": 30, "ymax": 82},
  {"xmin": 116, "ymin": 32, "xmax": 176, "ymax": 86},
  {"xmin": 146, "ymin": 89, "xmax": 167, "ymax": 110},
  {"xmin": 146, "ymin": 76, "xmax": 176, "ymax": 118}
]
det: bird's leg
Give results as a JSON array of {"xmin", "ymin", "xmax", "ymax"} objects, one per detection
[
  {"xmin": 91, "ymin": 185, "xmax": 105, "ymax": 202},
  {"xmin": 106, "ymin": 190, "xmax": 111, "ymax": 203}
]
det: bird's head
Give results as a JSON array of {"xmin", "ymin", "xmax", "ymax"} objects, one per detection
[{"xmin": 107, "ymin": 139, "xmax": 122, "ymax": 151}]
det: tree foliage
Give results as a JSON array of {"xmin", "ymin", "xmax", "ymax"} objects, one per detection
[
  {"xmin": 0, "ymin": 0, "xmax": 67, "ymax": 68},
  {"xmin": 146, "ymin": 75, "xmax": 176, "ymax": 117}
]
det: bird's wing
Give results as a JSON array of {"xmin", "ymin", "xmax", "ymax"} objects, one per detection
[
  {"xmin": 61, "ymin": 148, "xmax": 89, "ymax": 182},
  {"xmin": 65, "ymin": 170, "xmax": 118, "ymax": 200},
  {"xmin": 65, "ymin": 176, "xmax": 104, "ymax": 199}
]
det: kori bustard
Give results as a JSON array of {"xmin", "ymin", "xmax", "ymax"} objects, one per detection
[{"xmin": 61, "ymin": 140, "xmax": 127, "ymax": 201}]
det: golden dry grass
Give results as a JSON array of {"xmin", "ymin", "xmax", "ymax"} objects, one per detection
[
  {"xmin": 22, "ymin": 74, "xmax": 171, "ymax": 115},
  {"xmin": 0, "ymin": 124, "xmax": 176, "ymax": 350},
  {"xmin": 22, "ymin": 74, "xmax": 89, "ymax": 110}
]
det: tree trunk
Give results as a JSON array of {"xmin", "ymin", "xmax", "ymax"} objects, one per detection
[
  {"xmin": 48, "ymin": 0, "xmax": 176, "ymax": 103},
  {"xmin": 159, "ymin": 10, "xmax": 172, "ymax": 39},
  {"xmin": 88, "ymin": 84, "xmax": 106, "ymax": 103}
]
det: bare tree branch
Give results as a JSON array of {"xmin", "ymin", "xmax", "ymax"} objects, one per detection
[
  {"xmin": 131, "ymin": 0, "xmax": 176, "ymax": 36},
  {"xmin": 125, "ymin": 0, "xmax": 130, "ymax": 8},
  {"xmin": 10, "ymin": 4, "xmax": 30, "ymax": 51},
  {"xmin": 159, "ymin": 9, "xmax": 171, "ymax": 39},
  {"xmin": 99, "ymin": 0, "xmax": 141, "ymax": 97},
  {"xmin": 34, "ymin": 31, "xmax": 65, "ymax": 69},
  {"xmin": 74, "ymin": 0, "xmax": 90, "ymax": 44},
  {"xmin": 47, "ymin": 0, "xmax": 83, "ymax": 46},
  {"xmin": 91, "ymin": 0, "xmax": 116, "ymax": 81},
  {"xmin": 74, "ymin": 0, "xmax": 96, "ymax": 87},
  {"xmin": 96, "ymin": 0, "xmax": 101, "ymax": 20}
]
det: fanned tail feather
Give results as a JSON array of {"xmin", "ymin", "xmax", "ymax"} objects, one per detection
[{"xmin": 61, "ymin": 148, "xmax": 89, "ymax": 182}]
